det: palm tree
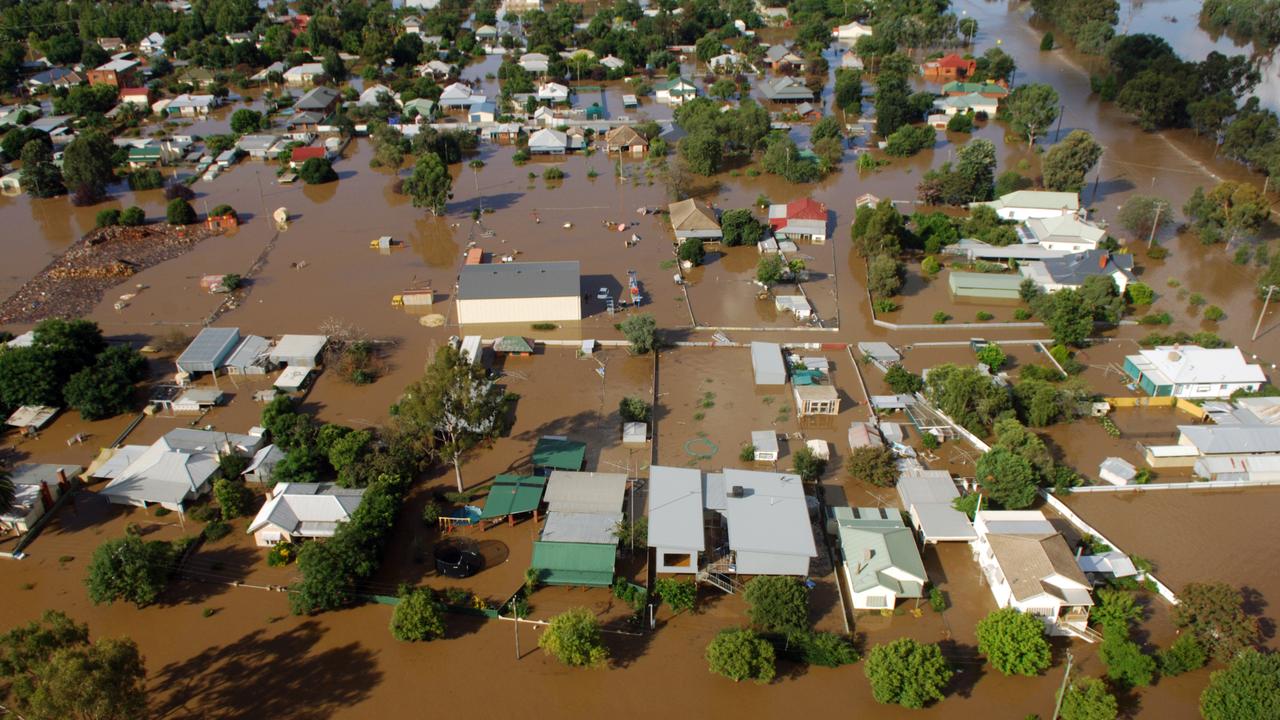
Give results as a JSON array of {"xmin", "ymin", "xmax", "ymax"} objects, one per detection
[{"xmin": 0, "ymin": 469, "xmax": 13, "ymax": 516}]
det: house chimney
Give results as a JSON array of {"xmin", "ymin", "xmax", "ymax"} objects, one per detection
[
  {"xmin": 56, "ymin": 467, "xmax": 68, "ymax": 488},
  {"xmin": 1098, "ymin": 252, "xmax": 1108, "ymax": 270}
]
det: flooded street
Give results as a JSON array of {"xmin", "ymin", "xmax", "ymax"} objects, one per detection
[{"xmin": 3, "ymin": 0, "xmax": 1280, "ymax": 717}]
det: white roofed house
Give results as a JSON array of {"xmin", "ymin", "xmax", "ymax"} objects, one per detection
[
  {"xmin": 832, "ymin": 20, "xmax": 873, "ymax": 41},
  {"xmin": 1123, "ymin": 346, "xmax": 1266, "ymax": 399},
  {"xmin": 528, "ymin": 128, "xmax": 569, "ymax": 154},
  {"xmin": 535, "ymin": 81, "xmax": 571, "ymax": 105},
  {"xmin": 648, "ymin": 466, "xmax": 706, "ymax": 574},
  {"xmin": 655, "ymin": 77, "xmax": 698, "ymax": 106},
  {"xmin": 357, "ymin": 84, "xmax": 398, "ymax": 107},
  {"xmin": 269, "ymin": 334, "xmax": 328, "ymax": 369},
  {"xmin": 1018, "ymin": 216, "xmax": 1107, "ymax": 253},
  {"xmin": 247, "ymin": 483, "xmax": 364, "ymax": 546},
  {"xmin": 139, "ymin": 32, "xmax": 166, "ymax": 55},
  {"xmin": 971, "ymin": 510, "xmax": 1097, "ymax": 640},
  {"xmin": 973, "ymin": 190, "xmax": 1081, "ymax": 222},
  {"xmin": 438, "ymin": 82, "xmax": 486, "ymax": 109},
  {"xmin": 934, "ymin": 92, "xmax": 998, "ymax": 117},
  {"xmin": 0, "ymin": 464, "xmax": 77, "ymax": 535},
  {"xmin": 283, "ymin": 62, "xmax": 324, "ymax": 86},
  {"xmin": 896, "ymin": 470, "xmax": 975, "ymax": 543},
  {"xmin": 519, "ymin": 52, "xmax": 550, "ymax": 74}
]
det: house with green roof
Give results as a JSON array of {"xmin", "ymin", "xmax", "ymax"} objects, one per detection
[
  {"xmin": 941, "ymin": 81, "xmax": 1009, "ymax": 99},
  {"xmin": 655, "ymin": 77, "xmax": 698, "ymax": 106},
  {"xmin": 477, "ymin": 474, "xmax": 546, "ymax": 525},
  {"xmin": 127, "ymin": 145, "xmax": 164, "ymax": 167},
  {"xmin": 529, "ymin": 470, "xmax": 628, "ymax": 587},
  {"xmin": 831, "ymin": 506, "xmax": 927, "ymax": 610},
  {"xmin": 947, "ymin": 270, "xmax": 1024, "ymax": 300}
]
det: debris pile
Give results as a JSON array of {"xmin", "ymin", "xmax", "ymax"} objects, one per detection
[{"xmin": 0, "ymin": 223, "xmax": 218, "ymax": 323}]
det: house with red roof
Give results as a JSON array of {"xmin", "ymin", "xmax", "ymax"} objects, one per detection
[
  {"xmin": 922, "ymin": 53, "xmax": 976, "ymax": 82},
  {"xmin": 289, "ymin": 146, "xmax": 327, "ymax": 168},
  {"xmin": 768, "ymin": 197, "xmax": 829, "ymax": 244},
  {"xmin": 120, "ymin": 87, "xmax": 152, "ymax": 106}
]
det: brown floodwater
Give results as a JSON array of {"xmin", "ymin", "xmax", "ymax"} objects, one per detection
[{"xmin": 0, "ymin": 0, "xmax": 1276, "ymax": 716}]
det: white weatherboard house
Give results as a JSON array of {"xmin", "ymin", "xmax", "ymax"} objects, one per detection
[
  {"xmin": 247, "ymin": 482, "xmax": 364, "ymax": 546},
  {"xmin": 832, "ymin": 20, "xmax": 873, "ymax": 41},
  {"xmin": 648, "ymin": 466, "xmax": 816, "ymax": 579},
  {"xmin": 456, "ymin": 261, "xmax": 582, "ymax": 325},
  {"xmin": 1123, "ymin": 346, "xmax": 1265, "ymax": 399},
  {"xmin": 96, "ymin": 429, "xmax": 263, "ymax": 512},
  {"xmin": 971, "ymin": 510, "xmax": 1095, "ymax": 640},
  {"xmin": 831, "ymin": 506, "xmax": 927, "ymax": 610},
  {"xmin": 1018, "ymin": 216, "xmax": 1107, "ymax": 253},
  {"xmin": 895, "ymin": 469, "xmax": 976, "ymax": 543},
  {"xmin": 973, "ymin": 190, "xmax": 1081, "ymax": 222}
]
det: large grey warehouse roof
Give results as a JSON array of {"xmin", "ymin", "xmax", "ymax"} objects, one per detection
[
  {"xmin": 456, "ymin": 261, "xmax": 581, "ymax": 301},
  {"xmin": 176, "ymin": 327, "xmax": 240, "ymax": 373}
]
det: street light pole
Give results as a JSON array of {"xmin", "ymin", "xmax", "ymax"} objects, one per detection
[
  {"xmin": 1253, "ymin": 285, "xmax": 1276, "ymax": 342},
  {"xmin": 1146, "ymin": 201, "xmax": 1163, "ymax": 250},
  {"xmin": 1051, "ymin": 650, "xmax": 1074, "ymax": 720}
]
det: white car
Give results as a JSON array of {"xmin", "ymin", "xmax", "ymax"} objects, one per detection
[{"xmin": 596, "ymin": 288, "xmax": 610, "ymax": 300}]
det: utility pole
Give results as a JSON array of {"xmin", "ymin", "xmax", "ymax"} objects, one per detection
[
  {"xmin": 1053, "ymin": 103, "xmax": 1064, "ymax": 143},
  {"xmin": 1253, "ymin": 285, "xmax": 1276, "ymax": 342},
  {"xmin": 513, "ymin": 603, "xmax": 521, "ymax": 660},
  {"xmin": 1146, "ymin": 201, "xmax": 1163, "ymax": 250},
  {"xmin": 1051, "ymin": 650, "xmax": 1074, "ymax": 720}
]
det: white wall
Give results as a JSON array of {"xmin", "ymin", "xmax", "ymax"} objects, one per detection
[
  {"xmin": 457, "ymin": 295, "xmax": 581, "ymax": 325},
  {"xmin": 1172, "ymin": 382, "xmax": 1260, "ymax": 399},
  {"xmin": 996, "ymin": 208, "xmax": 1073, "ymax": 222},
  {"xmin": 735, "ymin": 550, "xmax": 810, "ymax": 576}
]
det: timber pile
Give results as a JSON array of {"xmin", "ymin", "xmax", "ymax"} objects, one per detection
[{"xmin": 0, "ymin": 223, "xmax": 219, "ymax": 323}]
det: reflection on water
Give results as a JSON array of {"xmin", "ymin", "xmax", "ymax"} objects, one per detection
[{"xmin": 409, "ymin": 215, "xmax": 462, "ymax": 268}]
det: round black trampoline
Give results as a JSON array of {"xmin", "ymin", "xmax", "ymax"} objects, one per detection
[{"xmin": 434, "ymin": 540, "xmax": 486, "ymax": 578}]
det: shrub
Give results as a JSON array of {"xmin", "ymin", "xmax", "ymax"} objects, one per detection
[
  {"xmin": 873, "ymin": 298, "xmax": 898, "ymax": 313},
  {"xmin": 390, "ymin": 586, "xmax": 446, "ymax": 641},
  {"xmin": 543, "ymin": 166, "xmax": 565, "ymax": 180},
  {"xmin": 1204, "ymin": 305, "xmax": 1225, "ymax": 321},
  {"xmin": 202, "ymin": 519, "xmax": 231, "ymax": 541},
  {"xmin": 738, "ymin": 444, "xmax": 756, "ymax": 462},
  {"xmin": 422, "ymin": 500, "xmax": 442, "ymax": 527},
  {"xmin": 127, "ymin": 168, "xmax": 165, "ymax": 191},
  {"xmin": 84, "ymin": 534, "xmax": 177, "ymax": 607},
  {"xmin": 1126, "ymin": 282, "xmax": 1154, "ymax": 306},
  {"xmin": 929, "ymin": 587, "xmax": 947, "ymax": 612},
  {"xmin": 976, "ymin": 311, "xmax": 994, "ymax": 321},
  {"xmin": 1199, "ymin": 649, "xmax": 1280, "ymax": 720},
  {"xmin": 120, "ymin": 206, "xmax": 146, "ymax": 226},
  {"xmin": 922, "ymin": 256, "xmax": 941, "ymax": 274},
  {"xmin": 531, "ymin": 322, "xmax": 556, "ymax": 330},
  {"xmin": 512, "ymin": 149, "xmax": 530, "ymax": 164},
  {"xmin": 1060, "ymin": 677, "xmax": 1118, "ymax": 720},
  {"xmin": 787, "ymin": 630, "xmax": 859, "ymax": 667},
  {"xmin": 743, "ymin": 576, "xmax": 809, "ymax": 633},
  {"xmin": 864, "ymin": 638, "xmax": 953, "ymax": 709},
  {"xmin": 95, "ymin": 209, "xmax": 121, "ymax": 228},
  {"xmin": 266, "ymin": 541, "xmax": 297, "ymax": 567},
  {"xmin": 298, "ymin": 157, "xmax": 337, "ymax": 184},
  {"xmin": 1158, "ymin": 633, "xmax": 1207, "ymax": 676},
  {"xmin": 933, "ymin": 311, "xmax": 950, "ymax": 323},
  {"xmin": 538, "ymin": 607, "xmax": 608, "ymax": 667},
  {"xmin": 884, "ymin": 365, "xmax": 924, "ymax": 394},
  {"xmin": 1014, "ymin": 308, "xmax": 1032, "ymax": 320},
  {"xmin": 946, "ymin": 113, "xmax": 973, "ymax": 133},
  {"xmin": 1100, "ymin": 624, "xmax": 1156, "ymax": 688},
  {"xmin": 791, "ymin": 447, "xmax": 827, "ymax": 482},
  {"xmin": 655, "ymin": 577, "xmax": 697, "ymax": 613},
  {"xmin": 706, "ymin": 628, "xmax": 776, "ymax": 683},
  {"xmin": 212, "ymin": 478, "xmax": 252, "ymax": 519},
  {"xmin": 678, "ymin": 237, "xmax": 706, "ymax": 266},
  {"xmin": 619, "ymin": 396, "xmax": 651, "ymax": 423},
  {"xmin": 846, "ymin": 445, "xmax": 899, "ymax": 487}
]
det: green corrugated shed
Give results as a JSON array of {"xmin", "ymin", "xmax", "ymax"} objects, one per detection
[
  {"xmin": 477, "ymin": 474, "xmax": 547, "ymax": 519},
  {"xmin": 494, "ymin": 336, "xmax": 534, "ymax": 353},
  {"xmin": 533, "ymin": 437, "xmax": 586, "ymax": 471},
  {"xmin": 947, "ymin": 271, "xmax": 1023, "ymax": 300},
  {"xmin": 530, "ymin": 541, "xmax": 615, "ymax": 586},
  {"xmin": 128, "ymin": 146, "xmax": 162, "ymax": 162}
]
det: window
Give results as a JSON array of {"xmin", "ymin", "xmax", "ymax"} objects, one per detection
[
  {"xmin": 1196, "ymin": 385, "xmax": 1211, "ymax": 393},
  {"xmin": 662, "ymin": 553, "xmax": 692, "ymax": 568},
  {"xmin": 865, "ymin": 595, "xmax": 887, "ymax": 608}
]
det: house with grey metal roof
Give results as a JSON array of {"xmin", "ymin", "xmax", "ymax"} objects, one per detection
[
  {"xmin": 269, "ymin": 334, "xmax": 328, "ymax": 369},
  {"xmin": 759, "ymin": 76, "xmax": 814, "ymax": 102},
  {"xmin": 1124, "ymin": 346, "xmax": 1265, "ymax": 399},
  {"xmin": 1019, "ymin": 215, "xmax": 1107, "ymax": 253},
  {"xmin": 1020, "ymin": 249, "xmax": 1134, "ymax": 293},
  {"xmin": 97, "ymin": 429, "xmax": 259, "ymax": 512},
  {"xmin": 1, "ymin": 464, "xmax": 77, "ymax": 534},
  {"xmin": 972, "ymin": 190, "xmax": 1081, "ymax": 222},
  {"xmin": 648, "ymin": 466, "xmax": 705, "ymax": 574},
  {"xmin": 528, "ymin": 128, "xmax": 568, "ymax": 154},
  {"xmin": 247, "ymin": 482, "xmax": 365, "ymax": 546},
  {"xmin": 896, "ymin": 470, "xmax": 976, "ymax": 543},
  {"xmin": 750, "ymin": 342, "xmax": 786, "ymax": 386},
  {"xmin": 709, "ymin": 469, "xmax": 816, "ymax": 576},
  {"xmin": 830, "ymin": 506, "xmax": 927, "ymax": 609},
  {"xmin": 948, "ymin": 271, "xmax": 1024, "ymax": 300},
  {"xmin": 295, "ymin": 86, "xmax": 339, "ymax": 113},
  {"xmin": 456, "ymin": 261, "xmax": 582, "ymax": 324},
  {"xmin": 1177, "ymin": 424, "xmax": 1280, "ymax": 456},
  {"xmin": 176, "ymin": 327, "xmax": 241, "ymax": 375}
]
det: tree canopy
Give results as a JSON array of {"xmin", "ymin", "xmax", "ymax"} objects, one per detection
[
  {"xmin": 1005, "ymin": 84, "xmax": 1060, "ymax": 146},
  {"xmin": 402, "ymin": 153, "xmax": 451, "ymax": 214},
  {"xmin": 84, "ymin": 533, "xmax": 177, "ymax": 607},
  {"xmin": 538, "ymin": 607, "xmax": 608, "ymax": 667},
  {"xmin": 1200, "ymin": 648, "xmax": 1280, "ymax": 720},
  {"xmin": 1042, "ymin": 130, "xmax": 1103, "ymax": 192},
  {"xmin": 705, "ymin": 628, "xmax": 776, "ymax": 683},
  {"xmin": 743, "ymin": 576, "xmax": 809, "ymax": 633},
  {"xmin": 864, "ymin": 638, "xmax": 953, "ymax": 709},
  {"xmin": 976, "ymin": 608, "xmax": 1052, "ymax": 676},
  {"xmin": 1173, "ymin": 582, "xmax": 1261, "ymax": 662}
]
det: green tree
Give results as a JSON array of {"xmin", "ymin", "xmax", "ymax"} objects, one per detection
[
  {"xmin": 834, "ymin": 68, "xmax": 863, "ymax": 112},
  {"xmin": 1100, "ymin": 626, "xmax": 1157, "ymax": 688},
  {"xmin": 618, "ymin": 396, "xmax": 651, "ymax": 423},
  {"xmin": 743, "ymin": 576, "xmax": 809, "ymax": 633},
  {"xmin": 0, "ymin": 611, "xmax": 148, "ymax": 720},
  {"xmin": 402, "ymin": 153, "xmax": 451, "ymax": 215},
  {"xmin": 884, "ymin": 125, "xmax": 936, "ymax": 157},
  {"xmin": 976, "ymin": 608, "xmax": 1052, "ymax": 676},
  {"xmin": 655, "ymin": 577, "xmax": 697, "ymax": 613},
  {"xmin": 230, "ymin": 108, "xmax": 264, "ymax": 134},
  {"xmin": 1006, "ymin": 83, "xmax": 1060, "ymax": 146},
  {"xmin": 212, "ymin": 478, "xmax": 252, "ymax": 519},
  {"xmin": 1117, "ymin": 71, "xmax": 1186, "ymax": 130},
  {"xmin": 846, "ymin": 445, "xmax": 899, "ymax": 487},
  {"xmin": 619, "ymin": 313, "xmax": 657, "ymax": 354},
  {"xmin": 1184, "ymin": 182, "xmax": 1268, "ymax": 244},
  {"xmin": 19, "ymin": 140, "xmax": 65, "ymax": 198},
  {"xmin": 923, "ymin": 363, "xmax": 1012, "ymax": 434},
  {"xmin": 867, "ymin": 253, "xmax": 905, "ymax": 298},
  {"xmin": 884, "ymin": 365, "xmax": 924, "ymax": 394},
  {"xmin": 976, "ymin": 343, "xmax": 1006, "ymax": 371},
  {"xmin": 1173, "ymin": 582, "xmax": 1261, "ymax": 662},
  {"xmin": 61, "ymin": 131, "xmax": 116, "ymax": 202},
  {"xmin": 395, "ymin": 345, "xmax": 509, "ymax": 491},
  {"xmin": 1126, "ymin": 282, "xmax": 1155, "ymax": 305},
  {"xmin": 975, "ymin": 447, "xmax": 1037, "ymax": 509},
  {"xmin": 1200, "ymin": 648, "xmax": 1280, "ymax": 720},
  {"xmin": 538, "ymin": 607, "xmax": 608, "ymax": 667},
  {"xmin": 166, "ymin": 198, "xmax": 197, "ymax": 225},
  {"xmin": 678, "ymin": 237, "xmax": 706, "ymax": 266},
  {"xmin": 791, "ymin": 446, "xmax": 827, "ymax": 482},
  {"xmin": 874, "ymin": 56, "xmax": 914, "ymax": 136},
  {"xmin": 298, "ymin": 157, "xmax": 338, "ymax": 185},
  {"xmin": 1092, "ymin": 588, "xmax": 1143, "ymax": 633},
  {"xmin": 864, "ymin": 638, "xmax": 953, "ymax": 709},
  {"xmin": 1059, "ymin": 677, "xmax": 1118, "ymax": 720},
  {"xmin": 705, "ymin": 628, "xmax": 776, "ymax": 683},
  {"xmin": 851, "ymin": 200, "xmax": 908, "ymax": 257},
  {"xmin": 1158, "ymin": 633, "xmax": 1207, "ymax": 676},
  {"xmin": 63, "ymin": 364, "xmax": 136, "ymax": 420},
  {"xmin": 756, "ymin": 254, "xmax": 785, "ymax": 286},
  {"xmin": 679, "ymin": 131, "xmax": 723, "ymax": 175},
  {"xmin": 720, "ymin": 209, "xmax": 764, "ymax": 246},
  {"xmin": 1042, "ymin": 130, "xmax": 1103, "ymax": 192},
  {"xmin": 328, "ymin": 429, "xmax": 372, "ymax": 477},
  {"xmin": 1033, "ymin": 288, "xmax": 1094, "ymax": 347},
  {"xmin": 84, "ymin": 534, "xmax": 176, "ymax": 607},
  {"xmin": 390, "ymin": 586, "xmax": 446, "ymax": 641}
]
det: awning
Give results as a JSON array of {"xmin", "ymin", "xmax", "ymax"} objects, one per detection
[
  {"xmin": 477, "ymin": 474, "xmax": 546, "ymax": 520},
  {"xmin": 530, "ymin": 541, "xmax": 616, "ymax": 587},
  {"xmin": 533, "ymin": 437, "xmax": 586, "ymax": 471}
]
